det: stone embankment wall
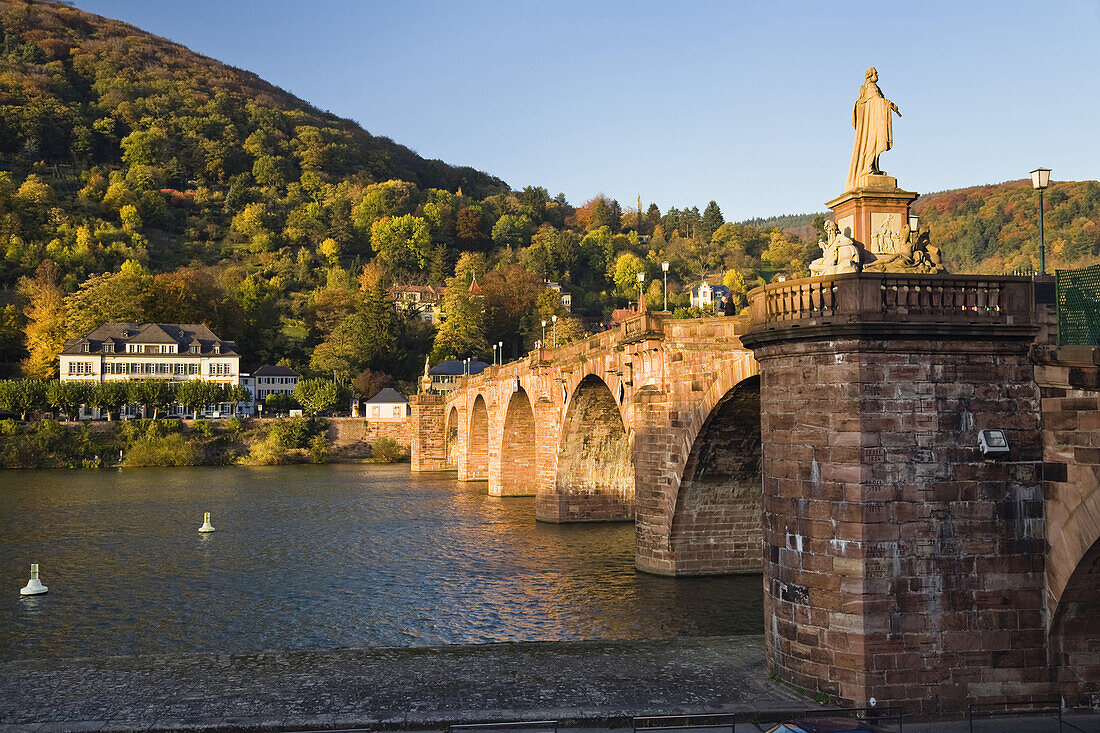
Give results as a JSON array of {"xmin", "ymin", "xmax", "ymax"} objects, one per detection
[{"xmin": 326, "ymin": 416, "xmax": 410, "ymax": 458}]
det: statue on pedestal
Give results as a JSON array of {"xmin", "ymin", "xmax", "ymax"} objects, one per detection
[
  {"xmin": 846, "ymin": 67, "xmax": 901, "ymax": 191},
  {"xmin": 810, "ymin": 220, "xmax": 860, "ymax": 276},
  {"xmin": 862, "ymin": 227, "xmax": 945, "ymax": 274}
]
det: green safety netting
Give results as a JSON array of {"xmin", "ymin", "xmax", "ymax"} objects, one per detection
[{"xmin": 1057, "ymin": 264, "xmax": 1100, "ymax": 345}]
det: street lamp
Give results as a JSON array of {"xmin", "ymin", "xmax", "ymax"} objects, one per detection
[
  {"xmin": 551, "ymin": 314, "xmax": 557, "ymax": 347},
  {"xmin": 1031, "ymin": 167, "xmax": 1051, "ymax": 275},
  {"xmin": 498, "ymin": 341, "xmax": 504, "ymax": 364},
  {"xmin": 541, "ymin": 319, "xmax": 546, "ymax": 345},
  {"xmin": 637, "ymin": 270, "xmax": 646, "ymax": 312},
  {"xmin": 908, "ymin": 213, "xmax": 919, "ymax": 235},
  {"xmin": 662, "ymin": 261, "xmax": 669, "ymax": 311},
  {"xmin": 492, "ymin": 343, "xmax": 498, "ymax": 365}
]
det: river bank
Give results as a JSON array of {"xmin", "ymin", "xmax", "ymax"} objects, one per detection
[
  {"xmin": 0, "ymin": 416, "xmax": 407, "ymax": 469},
  {"xmin": 0, "ymin": 635, "xmax": 805, "ymax": 731}
]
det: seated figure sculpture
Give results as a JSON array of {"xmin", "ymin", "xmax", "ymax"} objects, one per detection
[
  {"xmin": 863, "ymin": 227, "xmax": 946, "ymax": 274},
  {"xmin": 810, "ymin": 219, "xmax": 860, "ymax": 276}
]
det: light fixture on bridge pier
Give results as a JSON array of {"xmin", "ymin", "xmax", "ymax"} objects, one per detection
[
  {"xmin": 908, "ymin": 213, "xmax": 919, "ymax": 234},
  {"xmin": 662, "ymin": 261, "xmax": 669, "ymax": 311},
  {"xmin": 1031, "ymin": 167, "xmax": 1051, "ymax": 275}
]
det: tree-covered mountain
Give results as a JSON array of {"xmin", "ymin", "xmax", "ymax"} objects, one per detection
[{"xmin": 1, "ymin": 0, "xmax": 1096, "ymax": 389}]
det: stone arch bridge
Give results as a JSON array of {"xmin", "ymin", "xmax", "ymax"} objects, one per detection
[{"xmin": 409, "ymin": 272, "xmax": 1099, "ymax": 715}]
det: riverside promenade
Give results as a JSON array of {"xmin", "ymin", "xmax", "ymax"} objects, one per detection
[{"xmin": 1, "ymin": 635, "xmax": 805, "ymax": 732}]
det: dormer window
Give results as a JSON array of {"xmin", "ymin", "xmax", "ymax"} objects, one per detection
[
  {"xmin": 213, "ymin": 344, "xmax": 221, "ymax": 355},
  {"xmin": 103, "ymin": 343, "xmax": 113, "ymax": 353},
  {"xmin": 81, "ymin": 343, "xmax": 89, "ymax": 352},
  {"xmin": 189, "ymin": 345, "xmax": 199, "ymax": 354}
]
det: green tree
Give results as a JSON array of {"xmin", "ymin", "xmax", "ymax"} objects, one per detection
[
  {"xmin": 64, "ymin": 261, "xmax": 153, "ymax": 339},
  {"xmin": 88, "ymin": 380, "xmax": 129, "ymax": 420},
  {"xmin": 47, "ymin": 380, "xmax": 91, "ymax": 420},
  {"xmin": 293, "ymin": 378, "xmax": 339, "ymax": 415},
  {"xmin": 176, "ymin": 380, "xmax": 223, "ymax": 419},
  {"xmin": 611, "ymin": 252, "xmax": 647, "ymax": 300},
  {"xmin": 0, "ymin": 379, "xmax": 47, "ymax": 420},
  {"xmin": 491, "ymin": 213, "xmax": 532, "ymax": 250},
  {"xmin": 126, "ymin": 379, "xmax": 176, "ymax": 419},
  {"xmin": 370, "ymin": 214, "xmax": 431, "ymax": 276},
  {"xmin": 432, "ymin": 280, "xmax": 487, "ymax": 362},
  {"xmin": 700, "ymin": 200, "xmax": 725, "ymax": 240}
]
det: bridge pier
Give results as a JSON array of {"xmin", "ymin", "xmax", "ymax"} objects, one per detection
[
  {"xmin": 409, "ymin": 394, "xmax": 449, "ymax": 471},
  {"xmin": 743, "ymin": 274, "xmax": 1047, "ymax": 716}
]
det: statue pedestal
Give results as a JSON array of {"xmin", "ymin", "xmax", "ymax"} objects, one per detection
[{"xmin": 826, "ymin": 179, "xmax": 918, "ymax": 265}]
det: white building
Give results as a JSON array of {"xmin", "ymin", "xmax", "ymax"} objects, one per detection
[
  {"xmin": 361, "ymin": 387, "xmax": 409, "ymax": 420},
  {"xmin": 59, "ymin": 323, "xmax": 242, "ymax": 418},
  {"xmin": 689, "ymin": 282, "xmax": 729, "ymax": 311}
]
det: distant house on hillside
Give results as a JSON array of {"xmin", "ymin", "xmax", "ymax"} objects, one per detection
[
  {"xmin": 390, "ymin": 284, "xmax": 445, "ymax": 323},
  {"xmin": 690, "ymin": 283, "xmax": 729, "ymax": 311},
  {"xmin": 545, "ymin": 281, "xmax": 572, "ymax": 312}
]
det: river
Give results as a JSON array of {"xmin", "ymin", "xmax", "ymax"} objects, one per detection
[{"xmin": 0, "ymin": 464, "xmax": 762, "ymax": 660}]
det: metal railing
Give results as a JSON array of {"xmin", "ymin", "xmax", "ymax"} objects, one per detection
[{"xmin": 968, "ymin": 698, "xmax": 1063, "ymax": 732}]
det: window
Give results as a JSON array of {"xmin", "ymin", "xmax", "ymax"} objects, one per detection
[
  {"xmin": 103, "ymin": 343, "xmax": 113, "ymax": 353},
  {"xmin": 190, "ymin": 345, "xmax": 199, "ymax": 354},
  {"xmin": 188, "ymin": 364, "xmax": 198, "ymax": 375},
  {"xmin": 393, "ymin": 406, "xmax": 402, "ymax": 416},
  {"xmin": 213, "ymin": 344, "xmax": 221, "ymax": 355},
  {"xmin": 371, "ymin": 406, "xmax": 380, "ymax": 417},
  {"xmin": 67, "ymin": 362, "xmax": 93, "ymax": 375},
  {"xmin": 81, "ymin": 343, "xmax": 89, "ymax": 352}
]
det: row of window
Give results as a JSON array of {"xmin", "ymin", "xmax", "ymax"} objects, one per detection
[
  {"xmin": 369, "ymin": 406, "xmax": 405, "ymax": 417},
  {"xmin": 258, "ymin": 377, "xmax": 296, "ymax": 385},
  {"xmin": 68, "ymin": 362, "xmax": 237, "ymax": 376},
  {"xmin": 256, "ymin": 389, "xmax": 294, "ymax": 400},
  {"xmin": 78, "ymin": 344, "xmax": 218, "ymax": 355}
]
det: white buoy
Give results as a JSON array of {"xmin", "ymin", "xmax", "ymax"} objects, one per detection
[
  {"xmin": 20, "ymin": 564, "xmax": 48, "ymax": 595},
  {"xmin": 198, "ymin": 512, "xmax": 215, "ymax": 533}
]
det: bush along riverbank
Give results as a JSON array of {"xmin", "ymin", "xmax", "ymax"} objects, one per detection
[{"xmin": 0, "ymin": 417, "xmax": 408, "ymax": 469}]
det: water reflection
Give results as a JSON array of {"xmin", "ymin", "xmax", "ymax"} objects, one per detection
[{"xmin": 0, "ymin": 464, "xmax": 762, "ymax": 660}]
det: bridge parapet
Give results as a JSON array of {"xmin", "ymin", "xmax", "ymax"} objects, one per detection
[{"xmin": 746, "ymin": 272, "xmax": 1035, "ymax": 343}]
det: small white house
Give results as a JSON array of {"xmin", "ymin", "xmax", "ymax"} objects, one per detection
[{"xmin": 361, "ymin": 387, "xmax": 409, "ymax": 421}]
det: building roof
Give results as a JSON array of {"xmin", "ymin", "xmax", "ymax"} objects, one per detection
[
  {"xmin": 691, "ymin": 283, "xmax": 730, "ymax": 297},
  {"xmin": 429, "ymin": 360, "xmax": 489, "ymax": 376},
  {"xmin": 468, "ymin": 276, "xmax": 483, "ymax": 295},
  {"xmin": 61, "ymin": 323, "xmax": 238, "ymax": 356},
  {"xmin": 253, "ymin": 365, "xmax": 299, "ymax": 377},
  {"xmin": 389, "ymin": 284, "xmax": 445, "ymax": 300},
  {"xmin": 364, "ymin": 387, "xmax": 409, "ymax": 404}
]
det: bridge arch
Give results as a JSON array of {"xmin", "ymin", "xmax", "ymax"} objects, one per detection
[
  {"xmin": 467, "ymin": 393, "xmax": 489, "ymax": 480},
  {"xmin": 1050, "ymin": 535, "xmax": 1100, "ymax": 705},
  {"xmin": 500, "ymin": 387, "xmax": 536, "ymax": 496},
  {"xmin": 445, "ymin": 405, "xmax": 459, "ymax": 468},
  {"xmin": 542, "ymin": 374, "xmax": 634, "ymax": 522},
  {"xmin": 670, "ymin": 375, "xmax": 762, "ymax": 574}
]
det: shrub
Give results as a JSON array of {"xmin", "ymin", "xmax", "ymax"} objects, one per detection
[
  {"xmin": 225, "ymin": 416, "xmax": 243, "ymax": 436},
  {"xmin": 191, "ymin": 419, "xmax": 214, "ymax": 437},
  {"xmin": 371, "ymin": 436, "xmax": 404, "ymax": 463},
  {"xmin": 239, "ymin": 432, "xmax": 288, "ymax": 465},
  {"xmin": 308, "ymin": 434, "xmax": 328, "ymax": 463},
  {"xmin": 122, "ymin": 433, "xmax": 200, "ymax": 467}
]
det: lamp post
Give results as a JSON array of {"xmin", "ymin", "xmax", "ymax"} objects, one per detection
[
  {"xmin": 541, "ymin": 319, "xmax": 546, "ymax": 345},
  {"xmin": 551, "ymin": 314, "xmax": 557, "ymax": 347},
  {"xmin": 1031, "ymin": 167, "xmax": 1051, "ymax": 275},
  {"xmin": 637, "ymin": 270, "xmax": 646, "ymax": 312},
  {"xmin": 908, "ymin": 213, "xmax": 919, "ymax": 236},
  {"xmin": 662, "ymin": 261, "xmax": 669, "ymax": 311},
  {"xmin": 498, "ymin": 340, "xmax": 503, "ymax": 364},
  {"xmin": 492, "ymin": 344, "xmax": 498, "ymax": 366}
]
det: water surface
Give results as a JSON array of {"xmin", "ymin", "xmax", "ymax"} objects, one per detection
[{"xmin": 0, "ymin": 464, "xmax": 762, "ymax": 659}]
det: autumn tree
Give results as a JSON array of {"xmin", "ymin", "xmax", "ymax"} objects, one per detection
[
  {"xmin": 370, "ymin": 214, "xmax": 431, "ymax": 277},
  {"xmin": 20, "ymin": 260, "xmax": 67, "ymax": 379}
]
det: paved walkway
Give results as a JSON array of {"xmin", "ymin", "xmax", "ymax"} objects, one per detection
[{"xmin": 1, "ymin": 635, "xmax": 807, "ymax": 732}]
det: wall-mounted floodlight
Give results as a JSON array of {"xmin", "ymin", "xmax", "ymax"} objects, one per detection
[{"xmin": 978, "ymin": 429, "xmax": 1010, "ymax": 456}]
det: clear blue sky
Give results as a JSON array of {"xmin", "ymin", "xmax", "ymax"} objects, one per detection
[{"xmin": 71, "ymin": 0, "xmax": 1099, "ymax": 221}]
